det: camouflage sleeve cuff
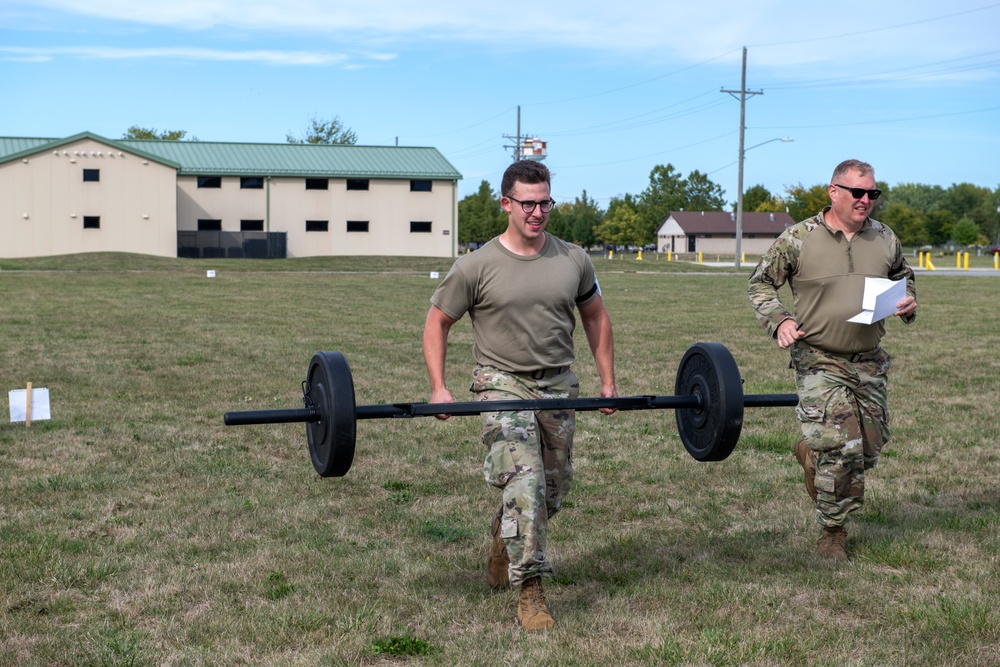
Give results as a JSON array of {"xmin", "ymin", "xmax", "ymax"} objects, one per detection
[{"xmin": 764, "ymin": 312, "xmax": 794, "ymax": 338}]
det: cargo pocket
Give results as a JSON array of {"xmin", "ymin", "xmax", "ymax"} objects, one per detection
[
  {"xmin": 796, "ymin": 401, "xmax": 825, "ymax": 425},
  {"xmin": 501, "ymin": 514, "xmax": 518, "ymax": 539}
]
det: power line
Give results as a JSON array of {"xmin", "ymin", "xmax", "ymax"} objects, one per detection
[
  {"xmin": 747, "ymin": 3, "xmax": 1000, "ymax": 48},
  {"xmin": 762, "ymin": 50, "xmax": 1000, "ymax": 91},
  {"xmin": 752, "ymin": 104, "xmax": 1000, "ymax": 130}
]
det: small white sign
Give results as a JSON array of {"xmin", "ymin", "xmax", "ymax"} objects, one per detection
[
  {"xmin": 207, "ymin": 270, "xmax": 216, "ymax": 278},
  {"xmin": 9, "ymin": 388, "xmax": 51, "ymax": 422},
  {"xmin": 430, "ymin": 271, "xmax": 440, "ymax": 279}
]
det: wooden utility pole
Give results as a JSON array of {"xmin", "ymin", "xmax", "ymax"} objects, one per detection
[{"xmin": 721, "ymin": 47, "xmax": 763, "ymax": 269}]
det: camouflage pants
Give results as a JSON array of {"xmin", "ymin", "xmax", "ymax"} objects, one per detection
[
  {"xmin": 471, "ymin": 365, "xmax": 578, "ymax": 587},
  {"xmin": 790, "ymin": 344, "xmax": 892, "ymax": 528}
]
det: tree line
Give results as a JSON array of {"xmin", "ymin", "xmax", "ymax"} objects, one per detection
[
  {"xmin": 118, "ymin": 123, "xmax": 998, "ymax": 249},
  {"xmin": 459, "ymin": 165, "xmax": 1000, "ymax": 250}
]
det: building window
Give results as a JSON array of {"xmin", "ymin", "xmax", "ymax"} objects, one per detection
[
  {"xmin": 410, "ymin": 180, "xmax": 432, "ymax": 192},
  {"xmin": 305, "ymin": 178, "xmax": 329, "ymax": 190},
  {"xmin": 306, "ymin": 220, "xmax": 329, "ymax": 232},
  {"xmin": 241, "ymin": 219, "xmax": 264, "ymax": 231},
  {"xmin": 410, "ymin": 221, "xmax": 432, "ymax": 233},
  {"xmin": 346, "ymin": 179, "xmax": 369, "ymax": 191},
  {"xmin": 83, "ymin": 216, "xmax": 100, "ymax": 229},
  {"xmin": 240, "ymin": 177, "xmax": 264, "ymax": 189},
  {"xmin": 346, "ymin": 220, "xmax": 369, "ymax": 233},
  {"xmin": 198, "ymin": 219, "xmax": 222, "ymax": 231},
  {"xmin": 83, "ymin": 169, "xmax": 100, "ymax": 182},
  {"xmin": 197, "ymin": 176, "xmax": 222, "ymax": 188}
]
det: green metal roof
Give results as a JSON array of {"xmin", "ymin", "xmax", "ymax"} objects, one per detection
[
  {"xmin": 0, "ymin": 132, "xmax": 462, "ymax": 180},
  {"xmin": 0, "ymin": 132, "xmax": 181, "ymax": 169}
]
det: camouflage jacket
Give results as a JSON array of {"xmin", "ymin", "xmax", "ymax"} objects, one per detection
[{"xmin": 748, "ymin": 208, "xmax": 916, "ymax": 356}]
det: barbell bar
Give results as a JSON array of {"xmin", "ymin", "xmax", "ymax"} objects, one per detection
[{"xmin": 223, "ymin": 342, "xmax": 798, "ymax": 477}]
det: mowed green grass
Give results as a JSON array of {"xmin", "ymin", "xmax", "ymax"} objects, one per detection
[{"xmin": 1, "ymin": 253, "xmax": 998, "ymax": 666}]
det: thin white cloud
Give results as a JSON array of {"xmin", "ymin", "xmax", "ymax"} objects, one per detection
[
  {"xmin": 5, "ymin": 0, "xmax": 1000, "ymax": 69},
  {"xmin": 0, "ymin": 45, "xmax": 395, "ymax": 66}
]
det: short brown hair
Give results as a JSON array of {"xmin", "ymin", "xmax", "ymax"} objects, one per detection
[
  {"xmin": 501, "ymin": 160, "xmax": 551, "ymax": 197},
  {"xmin": 831, "ymin": 159, "xmax": 874, "ymax": 183}
]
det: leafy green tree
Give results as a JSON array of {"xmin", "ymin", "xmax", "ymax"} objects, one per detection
[
  {"xmin": 741, "ymin": 184, "xmax": 774, "ymax": 212},
  {"xmin": 685, "ymin": 170, "xmax": 727, "ymax": 211},
  {"xmin": 938, "ymin": 183, "xmax": 995, "ymax": 243},
  {"xmin": 544, "ymin": 204, "xmax": 570, "ymax": 241},
  {"xmin": 606, "ymin": 193, "xmax": 639, "ymax": 219},
  {"xmin": 880, "ymin": 203, "xmax": 928, "ymax": 247},
  {"xmin": 286, "ymin": 115, "xmax": 358, "ymax": 145},
  {"xmin": 122, "ymin": 126, "xmax": 194, "ymax": 141},
  {"xmin": 554, "ymin": 190, "xmax": 604, "ymax": 247},
  {"xmin": 926, "ymin": 209, "xmax": 956, "ymax": 246},
  {"xmin": 457, "ymin": 180, "xmax": 505, "ymax": 244},
  {"xmin": 870, "ymin": 180, "xmax": 890, "ymax": 219},
  {"xmin": 887, "ymin": 183, "xmax": 946, "ymax": 212},
  {"xmin": 782, "ymin": 183, "xmax": 830, "ymax": 222},
  {"xmin": 637, "ymin": 164, "xmax": 687, "ymax": 244},
  {"xmin": 951, "ymin": 217, "xmax": 983, "ymax": 246},
  {"xmin": 595, "ymin": 203, "xmax": 642, "ymax": 249}
]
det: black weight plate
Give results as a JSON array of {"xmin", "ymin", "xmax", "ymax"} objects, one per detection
[
  {"xmin": 674, "ymin": 342, "xmax": 744, "ymax": 461},
  {"xmin": 306, "ymin": 351, "xmax": 356, "ymax": 477}
]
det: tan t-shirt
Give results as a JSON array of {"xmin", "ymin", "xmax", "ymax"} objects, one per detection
[{"xmin": 431, "ymin": 233, "xmax": 600, "ymax": 373}]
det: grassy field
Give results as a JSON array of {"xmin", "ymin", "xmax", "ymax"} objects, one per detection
[{"xmin": 1, "ymin": 253, "xmax": 998, "ymax": 666}]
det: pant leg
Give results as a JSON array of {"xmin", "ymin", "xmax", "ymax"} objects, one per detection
[
  {"xmin": 473, "ymin": 366, "xmax": 577, "ymax": 586},
  {"xmin": 792, "ymin": 347, "xmax": 891, "ymax": 527}
]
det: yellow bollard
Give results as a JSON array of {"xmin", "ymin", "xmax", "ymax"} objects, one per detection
[
  {"xmin": 741, "ymin": 252, "xmax": 746, "ymax": 264},
  {"xmin": 609, "ymin": 250, "xmax": 613, "ymax": 260},
  {"xmin": 668, "ymin": 251, "xmax": 672, "ymax": 262},
  {"xmin": 637, "ymin": 250, "xmax": 643, "ymax": 261},
  {"xmin": 964, "ymin": 252, "xmax": 969, "ymax": 270},
  {"xmin": 956, "ymin": 252, "xmax": 961, "ymax": 268},
  {"xmin": 995, "ymin": 252, "xmax": 998, "ymax": 270},
  {"xmin": 918, "ymin": 251, "xmax": 924, "ymax": 269},
  {"xmin": 926, "ymin": 257, "xmax": 936, "ymax": 271},
  {"xmin": 698, "ymin": 252, "xmax": 703, "ymax": 265}
]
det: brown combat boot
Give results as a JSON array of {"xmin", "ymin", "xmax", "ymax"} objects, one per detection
[
  {"xmin": 517, "ymin": 577, "xmax": 555, "ymax": 630},
  {"xmin": 793, "ymin": 439, "xmax": 817, "ymax": 501},
  {"xmin": 487, "ymin": 508, "xmax": 510, "ymax": 589},
  {"xmin": 817, "ymin": 525, "xmax": 848, "ymax": 561}
]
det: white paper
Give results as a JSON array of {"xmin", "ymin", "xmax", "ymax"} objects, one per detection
[
  {"xmin": 847, "ymin": 278, "xmax": 907, "ymax": 325},
  {"xmin": 9, "ymin": 388, "xmax": 51, "ymax": 422}
]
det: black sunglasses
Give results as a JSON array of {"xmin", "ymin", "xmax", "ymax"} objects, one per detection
[{"xmin": 833, "ymin": 183, "xmax": 882, "ymax": 201}]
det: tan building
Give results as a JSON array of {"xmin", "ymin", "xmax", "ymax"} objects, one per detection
[
  {"xmin": 656, "ymin": 210, "xmax": 794, "ymax": 256},
  {"xmin": 1, "ymin": 131, "xmax": 462, "ymax": 259}
]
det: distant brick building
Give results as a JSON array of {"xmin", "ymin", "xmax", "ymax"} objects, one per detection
[{"xmin": 656, "ymin": 210, "xmax": 794, "ymax": 255}]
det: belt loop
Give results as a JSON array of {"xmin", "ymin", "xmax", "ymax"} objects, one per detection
[{"xmin": 530, "ymin": 369, "xmax": 545, "ymax": 380}]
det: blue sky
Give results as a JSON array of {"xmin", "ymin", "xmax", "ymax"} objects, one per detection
[{"xmin": 2, "ymin": 1, "xmax": 998, "ymax": 208}]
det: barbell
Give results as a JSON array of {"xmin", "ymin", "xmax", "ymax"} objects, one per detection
[{"xmin": 223, "ymin": 342, "xmax": 798, "ymax": 478}]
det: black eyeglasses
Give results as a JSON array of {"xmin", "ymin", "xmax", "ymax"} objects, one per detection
[
  {"xmin": 507, "ymin": 195, "xmax": 556, "ymax": 213},
  {"xmin": 833, "ymin": 183, "xmax": 882, "ymax": 201}
]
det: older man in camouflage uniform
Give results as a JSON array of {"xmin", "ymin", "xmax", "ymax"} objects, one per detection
[
  {"xmin": 748, "ymin": 159, "xmax": 916, "ymax": 560},
  {"xmin": 423, "ymin": 160, "xmax": 617, "ymax": 629}
]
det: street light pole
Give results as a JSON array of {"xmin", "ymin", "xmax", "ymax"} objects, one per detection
[{"xmin": 734, "ymin": 136, "xmax": 793, "ymax": 266}]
